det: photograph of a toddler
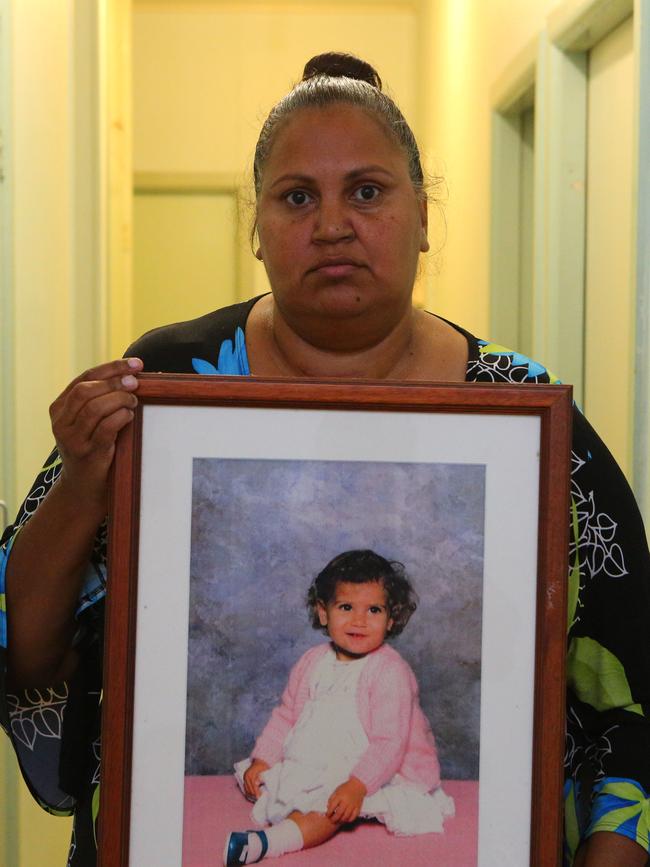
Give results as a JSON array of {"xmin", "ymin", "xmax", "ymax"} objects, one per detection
[{"xmin": 224, "ymin": 549, "xmax": 455, "ymax": 866}]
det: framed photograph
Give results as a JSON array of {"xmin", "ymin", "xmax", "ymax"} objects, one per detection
[{"xmin": 101, "ymin": 376, "xmax": 572, "ymax": 867}]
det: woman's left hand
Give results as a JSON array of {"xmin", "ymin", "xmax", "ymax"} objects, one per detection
[{"xmin": 326, "ymin": 776, "xmax": 367, "ymax": 824}]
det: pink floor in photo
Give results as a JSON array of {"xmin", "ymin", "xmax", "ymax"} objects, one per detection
[{"xmin": 183, "ymin": 775, "xmax": 478, "ymax": 867}]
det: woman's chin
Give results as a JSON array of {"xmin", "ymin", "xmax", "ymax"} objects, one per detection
[
  {"xmin": 311, "ymin": 283, "xmax": 378, "ymax": 317},
  {"xmin": 274, "ymin": 285, "xmax": 410, "ymax": 352}
]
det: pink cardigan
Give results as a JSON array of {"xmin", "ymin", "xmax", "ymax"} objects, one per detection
[{"xmin": 252, "ymin": 642, "xmax": 441, "ymax": 797}]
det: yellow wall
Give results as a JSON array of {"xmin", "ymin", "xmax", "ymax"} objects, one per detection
[
  {"xmin": 1, "ymin": 739, "xmax": 17, "ymax": 865},
  {"xmin": 133, "ymin": 3, "xmax": 419, "ymax": 173},
  {"xmin": 584, "ymin": 16, "xmax": 635, "ymax": 476},
  {"xmin": 131, "ymin": 1, "xmax": 422, "ymax": 333},
  {"xmin": 12, "ymin": 3, "xmax": 75, "ymax": 499},
  {"xmin": 5, "ymin": 2, "xmax": 79, "ymax": 864},
  {"xmin": 421, "ymin": 0, "xmax": 563, "ymax": 337}
]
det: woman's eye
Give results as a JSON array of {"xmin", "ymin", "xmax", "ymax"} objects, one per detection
[
  {"xmin": 285, "ymin": 190, "xmax": 312, "ymax": 207},
  {"xmin": 353, "ymin": 184, "xmax": 380, "ymax": 202}
]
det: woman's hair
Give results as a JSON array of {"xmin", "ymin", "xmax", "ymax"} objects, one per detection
[
  {"xmin": 307, "ymin": 549, "xmax": 418, "ymax": 638},
  {"xmin": 253, "ymin": 52, "xmax": 426, "ymax": 200}
]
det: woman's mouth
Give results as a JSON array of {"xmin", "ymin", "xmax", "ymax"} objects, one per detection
[
  {"xmin": 316, "ymin": 263, "xmax": 359, "ymax": 278},
  {"xmin": 310, "ymin": 258, "xmax": 363, "ymax": 279}
]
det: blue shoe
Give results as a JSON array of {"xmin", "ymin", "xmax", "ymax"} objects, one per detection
[{"xmin": 223, "ymin": 830, "xmax": 269, "ymax": 866}]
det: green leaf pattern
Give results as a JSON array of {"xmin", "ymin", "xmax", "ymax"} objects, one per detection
[{"xmin": 567, "ymin": 637, "xmax": 644, "ymax": 717}]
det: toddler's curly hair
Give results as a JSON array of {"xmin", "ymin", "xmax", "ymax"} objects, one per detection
[{"xmin": 307, "ymin": 549, "xmax": 417, "ymax": 638}]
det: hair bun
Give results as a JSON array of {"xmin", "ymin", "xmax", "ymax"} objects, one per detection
[{"xmin": 302, "ymin": 52, "xmax": 382, "ymax": 91}]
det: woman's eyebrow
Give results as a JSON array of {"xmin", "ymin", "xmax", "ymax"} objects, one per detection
[
  {"xmin": 269, "ymin": 165, "xmax": 395, "ymax": 190},
  {"xmin": 268, "ymin": 173, "xmax": 313, "ymax": 190},
  {"xmin": 345, "ymin": 165, "xmax": 394, "ymax": 181}
]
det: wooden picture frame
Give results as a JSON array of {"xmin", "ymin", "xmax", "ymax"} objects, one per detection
[{"xmin": 101, "ymin": 375, "xmax": 572, "ymax": 867}]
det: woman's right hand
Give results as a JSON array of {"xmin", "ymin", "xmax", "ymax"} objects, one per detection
[
  {"xmin": 243, "ymin": 759, "xmax": 270, "ymax": 800},
  {"xmin": 50, "ymin": 357, "xmax": 143, "ymax": 509},
  {"xmin": 5, "ymin": 357, "xmax": 144, "ymax": 688}
]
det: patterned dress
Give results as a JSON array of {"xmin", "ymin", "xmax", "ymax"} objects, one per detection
[{"xmin": 1, "ymin": 296, "xmax": 649, "ymax": 866}]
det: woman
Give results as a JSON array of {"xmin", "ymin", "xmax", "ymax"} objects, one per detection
[{"xmin": 1, "ymin": 53, "xmax": 649, "ymax": 867}]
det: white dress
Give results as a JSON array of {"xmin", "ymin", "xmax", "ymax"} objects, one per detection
[{"xmin": 234, "ymin": 648, "xmax": 454, "ymax": 836}]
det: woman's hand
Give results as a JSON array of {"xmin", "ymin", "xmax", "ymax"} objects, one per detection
[
  {"xmin": 51, "ymin": 358, "xmax": 143, "ymax": 510},
  {"xmin": 326, "ymin": 776, "xmax": 367, "ymax": 824},
  {"xmin": 243, "ymin": 759, "xmax": 270, "ymax": 800},
  {"xmin": 5, "ymin": 358, "xmax": 143, "ymax": 689}
]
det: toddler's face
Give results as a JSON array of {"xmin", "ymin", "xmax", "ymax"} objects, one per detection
[{"xmin": 316, "ymin": 580, "xmax": 393, "ymax": 662}]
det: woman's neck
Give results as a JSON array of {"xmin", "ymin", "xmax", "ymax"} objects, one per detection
[
  {"xmin": 245, "ymin": 295, "xmax": 468, "ymax": 382},
  {"xmin": 269, "ymin": 296, "xmax": 417, "ymax": 379}
]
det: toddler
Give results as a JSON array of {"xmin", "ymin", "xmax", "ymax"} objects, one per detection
[{"xmin": 224, "ymin": 549, "xmax": 454, "ymax": 865}]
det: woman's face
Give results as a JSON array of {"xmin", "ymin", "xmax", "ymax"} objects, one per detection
[{"xmin": 255, "ymin": 104, "xmax": 429, "ymax": 348}]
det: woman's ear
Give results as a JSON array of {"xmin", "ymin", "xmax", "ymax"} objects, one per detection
[
  {"xmin": 316, "ymin": 600, "xmax": 328, "ymax": 627},
  {"xmin": 419, "ymin": 199, "xmax": 430, "ymax": 254}
]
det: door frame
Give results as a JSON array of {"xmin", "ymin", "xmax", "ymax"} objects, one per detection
[{"xmin": 490, "ymin": 0, "xmax": 650, "ymax": 515}]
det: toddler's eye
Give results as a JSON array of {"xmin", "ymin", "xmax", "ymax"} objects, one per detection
[
  {"xmin": 285, "ymin": 190, "xmax": 312, "ymax": 207},
  {"xmin": 353, "ymin": 184, "xmax": 380, "ymax": 202},
  {"xmin": 369, "ymin": 606, "xmax": 382, "ymax": 614}
]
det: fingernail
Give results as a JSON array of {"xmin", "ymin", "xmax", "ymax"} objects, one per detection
[
  {"xmin": 127, "ymin": 357, "xmax": 143, "ymax": 369},
  {"xmin": 121, "ymin": 374, "xmax": 137, "ymax": 388}
]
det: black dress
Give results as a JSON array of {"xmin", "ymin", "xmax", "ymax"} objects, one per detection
[{"xmin": 1, "ymin": 297, "xmax": 649, "ymax": 865}]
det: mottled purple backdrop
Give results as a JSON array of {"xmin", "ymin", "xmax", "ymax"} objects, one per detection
[{"xmin": 186, "ymin": 458, "xmax": 485, "ymax": 780}]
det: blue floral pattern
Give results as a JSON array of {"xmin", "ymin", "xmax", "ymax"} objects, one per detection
[{"xmin": 191, "ymin": 326, "xmax": 250, "ymax": 376}]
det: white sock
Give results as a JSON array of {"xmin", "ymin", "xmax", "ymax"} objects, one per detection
[
  {"xmin": 264, "ymin": 819, "xmax": 304, "ymax": 858},
  {"xmin": 230, "ymin": 821, "xmax": 303, "ymax": 864},
  {"xmin": 241, "ymin": 832, "xmax": 264, "ymax": 862}
]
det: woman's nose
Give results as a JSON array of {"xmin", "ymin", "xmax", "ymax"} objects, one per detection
[{"xmin": 312, "ymin": 199, "xmax": 355, "ymax": 244}]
